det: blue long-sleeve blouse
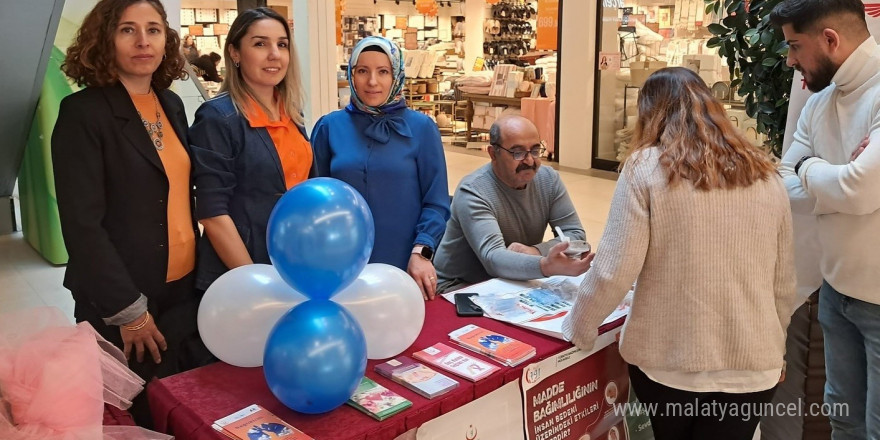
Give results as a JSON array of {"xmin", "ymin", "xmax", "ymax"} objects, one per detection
[{"xmin": 312, "ymin": 106, "xmax": 450, "ymax": 270}]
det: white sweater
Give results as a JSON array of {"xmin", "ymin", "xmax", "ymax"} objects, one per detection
[
  {"xmin": 779, "ymin": 37, "xmax": 880, "ymax": 305},
  {"xmin": 563, "ymin": 148, "xmax": 796, "ymax": 372}
]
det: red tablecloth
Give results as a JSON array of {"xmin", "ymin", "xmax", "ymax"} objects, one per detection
[{"xmin": 148, "ymin": 299, "xmax": 621, "ymax": 440}]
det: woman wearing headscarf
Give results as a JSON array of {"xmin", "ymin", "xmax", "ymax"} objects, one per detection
[
  {"xmin": 312, "ymin": 36, "xmax": 450, "ymax": 300},
  {"xmin": 562, "ymin": 67, "xmax": 796, "ymax": 439}
]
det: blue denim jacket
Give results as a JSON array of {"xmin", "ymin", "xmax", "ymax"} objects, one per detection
[{"xmin": 189, "ymin": 93, "xmax": 314, "ymax": 290}]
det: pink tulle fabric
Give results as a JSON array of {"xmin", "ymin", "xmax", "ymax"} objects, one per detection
[{"xmin": 0, "ymin": 307, "xmax": 172, "ymax": 440}]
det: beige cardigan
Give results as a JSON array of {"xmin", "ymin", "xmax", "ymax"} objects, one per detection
[{"xmin": 562, "ymin": 148, "xmax": 796, "ymax": 372}]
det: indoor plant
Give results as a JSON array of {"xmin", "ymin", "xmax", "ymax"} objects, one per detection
[{"xmin": 705, "ymin": 0, "xmax": 792, "ymax": 157}]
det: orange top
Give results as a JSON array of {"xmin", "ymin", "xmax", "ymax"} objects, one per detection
[
  {"xmin": 244, "ymin": 98, "xmax": 312, "ymax": 189},
  {"xmin": 130, "ymin": 92, "xmax": 196, "ymax": 282}
]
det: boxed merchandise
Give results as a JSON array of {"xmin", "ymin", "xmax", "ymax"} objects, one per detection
[
  {"xmin": 375, "ymin": 356, "xmax": 459, "ymax": 399},
  {"xmin": 629, "ymin": 60, "xmax": 667, "ymax": 87},
  {"xmin": 472, "ymin": 115, "xmax": 486, "ymax": 130}
]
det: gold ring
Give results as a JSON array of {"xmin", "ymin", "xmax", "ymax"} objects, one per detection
[{"xmin": 429, "ymin": 276, "xmax": 436, "ymax": 280}]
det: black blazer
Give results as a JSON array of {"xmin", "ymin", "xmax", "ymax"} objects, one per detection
[{"xmin": 51, "ymin": 82, "xmax": 197, "ymax": 319}]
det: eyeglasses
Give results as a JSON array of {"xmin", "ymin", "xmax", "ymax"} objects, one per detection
[{"xmin": 492, "ymin": 142, "xmax": 546, "ymax": 161}]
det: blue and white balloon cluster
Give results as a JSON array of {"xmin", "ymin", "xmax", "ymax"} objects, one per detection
[{"xmin": 197, "ymin": 178, "xmax": 425, "ymax": 414}]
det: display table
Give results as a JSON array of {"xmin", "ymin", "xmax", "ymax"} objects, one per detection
[{"xmin": 148, "ymin": 298, "xmax": 625, "ymax": 440}]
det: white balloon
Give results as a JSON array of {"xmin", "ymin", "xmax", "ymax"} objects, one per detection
[
  {"xmin": 333, "ymin": 264, "xmax": 425, "ymax": 360},
  {"xmin": 198, "ymin": 264, "xmax": 307, "ymax": 367}
]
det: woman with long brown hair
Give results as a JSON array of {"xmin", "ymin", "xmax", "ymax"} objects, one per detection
[
  {"xmin": 52, "ymin": 0, "xmax": 212, "ymax": 423},
  {"xmin": 562, "ymin": 67, "xmax": 796, "ymax": 439},
  {"xmin": 189, "ymin": 7, "xmax": 314, "ymax": 292}
]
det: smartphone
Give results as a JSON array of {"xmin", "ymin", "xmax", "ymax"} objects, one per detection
[{"xmin": 454, "ymin": 293, "xmax": 484, "ymax": 317}]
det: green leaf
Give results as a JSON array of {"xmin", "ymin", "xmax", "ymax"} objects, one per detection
[
  {"xmin": 708, "ymin": 23, "xmax": 727, "ymax": 35},
  {"xmin": 749, "ymin": 31, "xmax": 761, "ymax": 45},
  {"xmin": 762, "ymin": 57, "xmax": 778, "ymax": 67},
  {"xmin": 761, "ymin": 30, "xmax": 775, "ymax": 45}
]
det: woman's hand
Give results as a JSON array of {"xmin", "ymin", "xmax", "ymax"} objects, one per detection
[
  {"xmin": 408, "ymin": 254, "xmax": 437, "ymax": 301},
  {"xmin": 120, "ymin": 312, "xmax": 167, "ymax": 364}
]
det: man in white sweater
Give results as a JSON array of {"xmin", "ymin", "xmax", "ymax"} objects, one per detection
[
  {"xmin": 773, "ymin": 1, "xmax": 880, "ymax": 438},
  {"xmin": 433, "ymin": 116, "xmax": 593, "ymax": 293}
]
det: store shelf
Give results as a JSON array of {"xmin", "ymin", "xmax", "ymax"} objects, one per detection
[{"xmin": 461, "ymin": 93, "xmax": 523, "ymax": 142}]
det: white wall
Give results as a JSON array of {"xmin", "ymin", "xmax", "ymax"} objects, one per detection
[
  {"xmin": 463, "ymin": 0, "xmax": 486, "ymax": 73},
  {"xmin": 293, "ymin": 0, "xmax": 338, "ymax": 132},
  {"xmin": 557, "ymin": 0, "xmax": 596, "ymax": 170}
]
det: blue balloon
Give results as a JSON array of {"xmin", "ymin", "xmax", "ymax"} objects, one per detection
[
  {"xmin": 267, "ymin": 178, "xmax": 374, "ymax": 300},
  {"xmin": 263, "ymin": 300, "xmax": 367, "ymax": 414}
]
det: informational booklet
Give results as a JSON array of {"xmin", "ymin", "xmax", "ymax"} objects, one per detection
[
  {"xmin": 412, "ymin": 342, "xmax": 501, "ymax": 382},
  {"xmin": 212, "ymin": 404, "xmax": 312, "ymax": 440},
  {"xmin": 448, "ymin": 324, "xmax": 536, "ymax": 367},
  {"xmin": 470, "ymin": 287, "xmax": 573, "ymax": 324},
  {"xmin": 346, "ymin": 377, "xmax": 412, "ymax": 421},
  {"xmin": 374, "ymin": 356, "xmax": 460, "ymax": 399}
]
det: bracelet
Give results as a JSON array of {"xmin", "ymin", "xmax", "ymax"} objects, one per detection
[
  {"xmin": 794, "ymin": 155, "xmax": 813, "ymax": 175},
  {"xmin": 122, "ymin": 312, "xmax": 151, "ymax": 331}
]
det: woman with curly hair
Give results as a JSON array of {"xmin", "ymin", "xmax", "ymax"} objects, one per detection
[
  {"xmin": 562, "ymin": 67, "xmax": 796, "ymax": 439},
  {"xmin": 51, "ymin": 0, "xmax": 212, "ymax": 417}
]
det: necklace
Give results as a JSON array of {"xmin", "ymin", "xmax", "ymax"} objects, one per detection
[{"xmin": 137, "ymin": 90, "xmax": 164, "ymax": 151}]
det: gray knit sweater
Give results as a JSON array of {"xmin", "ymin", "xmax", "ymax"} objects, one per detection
[
  {"xmin": 563, "ymin": 148, "xmax": 797, "ymax": 372},
  {"xmin": 434, "ymin": 164, "xmax": 585, "ymax": 285}
]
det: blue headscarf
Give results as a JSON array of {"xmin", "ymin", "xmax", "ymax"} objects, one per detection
[{"xmin": 346, "ymin": 36, "xmax": 411, "ymax": 143}]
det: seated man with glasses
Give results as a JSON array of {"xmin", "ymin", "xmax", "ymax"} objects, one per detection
[{"xmin": 433, "ymin": 115, "xmax": 593, "ymax": 293}]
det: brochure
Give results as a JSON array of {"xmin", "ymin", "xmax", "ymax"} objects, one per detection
[
  {"xmin": 448, "ymin": 324, "xmax": 536, "ymax": 367},
  {"xmin": 374, "ymin": 356, "xmax": 459, "ymax": 399},
  {"xmin": 212, "ymin": 404, "xmax": 312, "ymax": 440},
  {"xmin": 412, "ymin": 342, "xmax": 500, "ymax": 381},
  {"xmin": 346, "ymin": 377, "xmax": 412, "ymax": 421}
]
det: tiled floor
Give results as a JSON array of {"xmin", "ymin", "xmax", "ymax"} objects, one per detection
[{"xmin": 0, "ymin": 147, "xmax": 619, "ymax": 322}]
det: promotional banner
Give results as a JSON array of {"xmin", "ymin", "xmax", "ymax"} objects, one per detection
[
  {"xmin": 415, "ymin": 380, "xmax": 525, "ymax": 440},
  {"xmin": 522, "ymin": 332, "xmax": 628, "ymax": 440},
  {"xmin": 536, "ymin": 0, "xmax": 559, "ymax": 50},
  {"xmin": 780, "ymin": 2, "xmax": 880, "ymax": 307}
]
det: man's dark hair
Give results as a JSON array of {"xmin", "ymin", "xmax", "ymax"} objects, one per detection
[
  {"xmin": 489, "ymin": 121, "xmax": 503, "ymax": 150},
  {"xmin": 209, "ymin": 52, "xmax": 221, "ymax": 63},
  {"xmin": 770, "ymin": 0, "xmax": 866, "ymax": 33}
]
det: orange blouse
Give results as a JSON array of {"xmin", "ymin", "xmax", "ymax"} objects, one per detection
[
  {"xmin": 130, "ymin": 92, "xmax": 196, "ymax": 282},
  {"xmin": 245, "ymin": 98, "xmax": 312, "ymax": 189}
]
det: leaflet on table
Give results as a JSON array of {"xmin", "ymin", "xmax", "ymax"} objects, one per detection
[
  {"xmin": 346, "ymin": 377, "xmax": 412, "ymax": 421},
  {"xmin": 442, "ymin": 276, "xmax": 631, "ymax": 341},
  {"xmin": 448, "ymin": 324, "xmax": 536, "ymax": 367},
  {"xmin": 212, "ymin": 404, "xmax": 313, "ymax": 440},
  {"xmin": 374, "ymin": 356, "xmax": 460, "ymax": 399},
  {"xmin": 412, "ymin": 342, "xmax": 501, "ymax": 381}
]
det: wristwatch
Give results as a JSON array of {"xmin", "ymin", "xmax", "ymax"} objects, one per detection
[
  {"xmin": 794, "ymin": 155, "xmax": 814, "ymax": 175},
  {"xmin": 412, "ymin": 245, "xmax": 434, "ymax": 261}
]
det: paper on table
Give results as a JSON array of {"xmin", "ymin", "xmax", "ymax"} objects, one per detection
[{"xmin": 442, "ymin": 276, "xmax": 630, "ymax": 340}]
